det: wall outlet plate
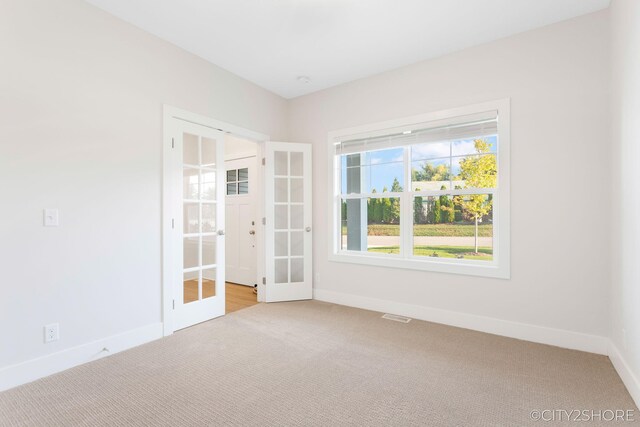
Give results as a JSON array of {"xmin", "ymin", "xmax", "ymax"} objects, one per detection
[{"xmin": 44, "ymin": 323, "xmax": 59, "ymax": 343}]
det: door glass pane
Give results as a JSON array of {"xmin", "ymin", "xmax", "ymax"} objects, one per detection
[
  {"xmin": 183, "ymin": 133, "xmax": 199, "ymax": 165},
  {"xmin": 275, "ymin": 231, "xmax": 288, "ymax": 257},
  {"xmin": 183, "ymin": 271, "xmax": 199, "ymax": 304},
  {"xmin": 275, "ymin": 151, "xmax": 288, "ymax": 175},
  {"xmin": 290, "ymin": 258, "xmax": 303, "ymax": 283},
  {"xmin": 202, "ymin": 203, "xmax": 216, "ymax": 232},
  {"xmin": 227, "ymin": 183, "xmax": 237, "ymax": 195},
  {"xmin": 183, "ymin": 202, "xmax": 199, "ymax": 234},
  {"xmin": 291, "ymin": 178, "xmax": 303, "ymax": 203},
  {"xmin": 275, "ymin": 259, "xmax": 288, "ymax": 284},
  {"xmin": 201, "ymin": 137, "xmax": 217, "ymax": 167},
  {"xmin": 291, "ymin": 231, "xmax": 304, "ymax": 256},
  {"xmin": 290, "ymin": 205, "xmax": 303, "ymax": 229},
  {"xmin": 275, "ymin": 205, "xmax": 288, "ymax": 230},
  {"xmin": 275, "ymin": 178, "xmax": 288, "ymax": 203},
  {"xmin": 183, "ymin": 237, "xmax": 199, "ymax": 269},
  {"xmin": 290, "ymin": 152, "xmax": 303, "ymax": 176},
  {"xmin": 183, "ymin": 168, "xmax": 199, "ymax": 200},
  {"xmin": 202, "ymin": 268, "xmax": 216, "ymax": 299},
  {"xmin": 238, "ymin": 182, "xmax": 249, "ymax": 194},
  {"xmin": 202, "ymin": 171, "xmax": 216, "ymax": 200},
  {"xmin": 227, "ymin": 169, "xmax": 237, "ymax": 182},
  {"xmin": 238, "ymin": 168, "xmax": 249, "ymax": 181},
  {"xmin": 202, "ymin": 234, "xmax": 216, "ymax": 266}
]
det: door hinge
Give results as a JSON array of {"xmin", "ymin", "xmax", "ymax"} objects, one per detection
[
  {"xmin": 171, "ymin": 218, "xmax": 175, "ymax": 229},
  {"xmin": 262, "ymin": 217, "xmax": 266, "ymax": 225},
  {"xmin": 262, "ymin": 277, "xmax": 266, "ymax": 285},
  {"xmin": 171, "ymin": 137, "xmax": 175, "ymax": 149},
  {"xmin": 172, "ymin": 299, "xmax": 175, "ymax": 310},
  {"xmin": 262, "ymin": 157, "xmax": 265, "ymax": 166}
]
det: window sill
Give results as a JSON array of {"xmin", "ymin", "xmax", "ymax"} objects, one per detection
[{"xmin": 328, "ymin": 251, "xmax": 510, "ymax": 279}]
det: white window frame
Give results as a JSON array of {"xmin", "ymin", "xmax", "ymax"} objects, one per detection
[{"xmin": 327, "ymin": 99, "xmax": 510, "ymax": 279}]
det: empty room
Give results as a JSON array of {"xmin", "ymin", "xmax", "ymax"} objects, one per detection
[{"xmin": 1, "ymin": 0, "xmax": 639, "ymax": 425}]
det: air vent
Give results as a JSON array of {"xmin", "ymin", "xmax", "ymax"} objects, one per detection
[{"xmin": 382, "ymin": 313, "xmax": 411, "ymax": 323}]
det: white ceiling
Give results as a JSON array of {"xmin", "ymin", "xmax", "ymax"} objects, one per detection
[{"xmin": 85, "ymin": 0, "xmax": 610, "ymax": 99}]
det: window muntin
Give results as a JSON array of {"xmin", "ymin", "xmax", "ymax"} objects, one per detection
[{"xmin": 334, "ymin": 114, "xmax": 500, "ymax": 267}]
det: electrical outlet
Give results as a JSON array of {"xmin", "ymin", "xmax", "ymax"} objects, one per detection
[
  {"xmin": 44, "ymin": 323, "xmax": 59, "ymax": 343},
  {"xmin": 314, "ymin": 272, "xmax": 320, "ymax": 284},
  {"xmin": 43, "ymin": 209, "xmax": 59, "ymax": 227}
]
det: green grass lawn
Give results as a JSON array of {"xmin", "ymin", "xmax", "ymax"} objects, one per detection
[
  {"xmin": 368, "ymin": 245, "xmax": 493, "ymax": 261},
  {"xmin": 342, "ymin": 223, "xmax": 493, "ymax": 237}
]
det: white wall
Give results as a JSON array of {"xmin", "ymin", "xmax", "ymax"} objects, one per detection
[
  {"xmin": 610, "ymin": 0, "xmax": 640, "ymax": 404},
  {"xmin": 0, "ymin": 0, "xmax": 287, "ymax": 374},
  {"xmin": 289, "ymin": 11, "xmax": 611, "ymax": 345},
  {"xmin": 225, "ymin": 135, "xmax": 258, "ymax": 160}
]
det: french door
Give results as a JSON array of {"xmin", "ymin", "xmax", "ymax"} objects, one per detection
[
  {"xmin": 264, "ymin": 142, "xmax": 312, "ymax": 302},
  {"xmin": 170, "ymin": 120, "xmax": 226, "ymax": 330}
]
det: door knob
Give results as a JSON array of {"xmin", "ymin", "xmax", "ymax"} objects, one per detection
[
  {"xmin": 305, "ymin": 226, "xmax": 311, "ymax": 232},
  {"xmin": 217, "ymin": 230, "xmax": 225, "ymax": 236},
  {"xmin": 249, "ymin": 230, "xmax": 256, "ymax": 235}
]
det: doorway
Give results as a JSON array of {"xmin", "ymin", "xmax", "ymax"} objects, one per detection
[
  {"xmin": 224, "ymin": 135, "xmax": 259, "ymax": 313},
  {"xmin": 162, "ymin": 106, "xmax": 314, "ymax": 335}
]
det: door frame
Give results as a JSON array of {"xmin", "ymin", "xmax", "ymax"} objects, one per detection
[{"xmin": 162, "ymin": 105, "xmax": 269, "ymax": 336}]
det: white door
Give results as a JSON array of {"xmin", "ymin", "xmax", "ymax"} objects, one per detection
[
  {"xmin": 265, "ymin": 142, "xmax": 312, "ymax": 302},
  {"xmin": 225, "ymin": 157, "xmax": 258, "ymax": 286},
  {"xmin": 171, "ymin": 120, "xmax": 226, "ymax": 330}
]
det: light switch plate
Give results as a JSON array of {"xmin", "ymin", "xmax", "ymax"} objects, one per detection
[{"xmin": 44, "ymin": 209, "xmax": 59, "ymax": 227}]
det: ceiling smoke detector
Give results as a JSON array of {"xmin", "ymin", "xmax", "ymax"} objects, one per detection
[{"xmin": 297, "ymin": 75, "xmax": 311, "ymax": 84}]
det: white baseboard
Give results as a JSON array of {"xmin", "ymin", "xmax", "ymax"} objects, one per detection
[
  {"xmin": 313, "ymin": 289, "xmax": 609, "ymax": 355},
  {"xmin": 0, "ymin": 322, "xmax": 163, "ymax": 392},
  {"xmin": 608, "ymin": 341, "xmax": 640, "ymax": 409}
]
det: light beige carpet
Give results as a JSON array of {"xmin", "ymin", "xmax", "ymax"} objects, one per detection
[{"xmin": 0, "ymin": 301, "xmax": 637, "ymax": 426}]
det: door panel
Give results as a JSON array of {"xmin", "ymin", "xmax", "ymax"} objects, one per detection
[
  {"xmin": 172, "ymin": 121, "xmax": 225, "ymax": 330},
  {"xmin": 265, "ymin": 142, "xmax": 312, "ymax": 302},
  {"xmin": 225, "ymin": 157, "xmax": 257, "ymax": 286}
]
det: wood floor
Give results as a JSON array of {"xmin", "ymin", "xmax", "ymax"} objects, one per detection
[
  {"xmin": 225, "ymin": 282, "xmax": 258, "ymax": 313},
  {"xmin": 183, "ymin": 280, "xmax": 257, "ymax": 314},
  {"xmin": 183, "ymin": 279, "xmax": 215, "ymax": 304}
]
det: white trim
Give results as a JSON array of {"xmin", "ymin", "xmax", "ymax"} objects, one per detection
[
  {"xmin": 0, "ymin": 323, "xmax": 163, "ymax": 392},
  {"xmin": 327, "ymin": 99, "xmax": 510, "ymax": 279},
  {"xmin": 608, "ymin": 341, "xmax": 640, "ymax": 409},
  {"xmin": 163, "ymin": 105, "xmax": 269, "ymax": 143},
  {"xmin": 313, "ymin": 289, "xmax": 608, "ymax": 355}
]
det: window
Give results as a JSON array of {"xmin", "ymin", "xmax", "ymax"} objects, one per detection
[
  {"xmin": 329, "ymin": 100, "xmax": 510, "ymax": 278},
  {"xmin": 226, "ymin": 168, "xmax": 249, "ymax": 195}
]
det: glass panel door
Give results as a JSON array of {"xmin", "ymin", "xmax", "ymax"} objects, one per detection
[
  {"xmin": 265, "ymin": 142, "xmax": 312, "ymax": 302},
  {"xmin": 173, "ymin": 121, "xmax": 225, "ymax": 330}
]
